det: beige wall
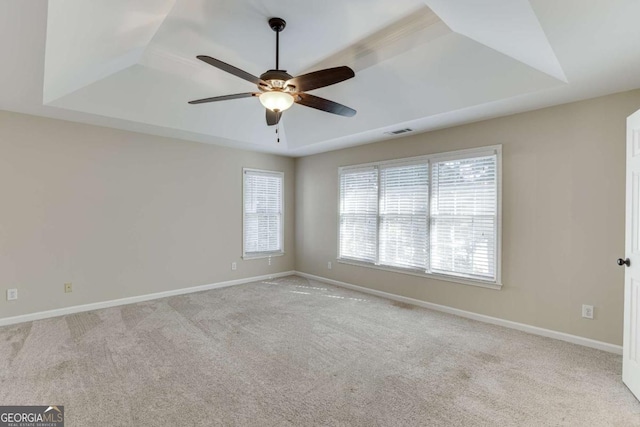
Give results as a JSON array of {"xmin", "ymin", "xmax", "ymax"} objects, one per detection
[
  {"xmin": 3, "ymin": 90, "xmax": 640, "ymax": 346},
  {"xmin": 0, "ymin": 111, "xmax": 295, "ymax": 319},
  {"xmin": 296, "ymin": 89, "xmax": 640, "ymax": 346}
]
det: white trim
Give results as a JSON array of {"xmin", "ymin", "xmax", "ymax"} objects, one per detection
[
  {"xmin": 294, "ymin": 271, "xmax": 623, "ymax": 355},
  {"xmin": 428, "ymin": 145, "xmax": 500, "ymax": 163},
  {"xmin": 495, "ymin": 146, "xmax": 503, "ymax": 287},
  {"xmin": 0, "ymin": 271, "xmax": 296, "ymax": 328},
  {"xmin": 337, "ymin": 144, "xmax": 501, "ymax": 171},
  {"xmin": 336, "ymin": 259, "xmax": 502, "ymax": 290},
  {"xmin": 242, "ymin": 251, "xmax": 285, "ymax": 260},
  {"xmin": 1, "ymin": 270, "xmax": 622, "ymax": 355}
]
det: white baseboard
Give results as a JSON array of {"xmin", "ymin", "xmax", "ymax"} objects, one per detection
[
  {"xmin": 2, "ymin": 270, "xmax": 622, "ymax": 355},
  {"xmin": 295, "ymin": 271, "xmax": 623, "ymax": 355},
  {"xmin": 0, "ymin": 271, "xmax": 296, "ymax": 328}
]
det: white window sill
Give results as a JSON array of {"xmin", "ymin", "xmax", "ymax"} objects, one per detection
[
  {"xmin": 336, "ymin": 259, "xmax": 502, "ymax": 290},
  {"xmin": 243, "ymin": 252, "xmax": 285, "ymax": 260}
]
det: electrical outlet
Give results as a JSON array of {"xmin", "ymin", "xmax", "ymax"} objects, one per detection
[
  {"xmin": 268, "ymin": 257, "xmax": 272, "ymax": 266},
  {"xmin": 328, "ymin": 261, "xmax": 332, "ymax": 270},
  {"xmin": 582, "ymin": 304, "xmax": 594, "ymax": 319},
  {"xmin": 64, "ymin": 283, "xmax": 72, "ymax": 293},
  {"xmin": 231, "ymin": 262, "xmax": 237, "ymax": 271},
  {"xmin": 7, "ymin": 289, "xmax": 18, "ymax": 301}
]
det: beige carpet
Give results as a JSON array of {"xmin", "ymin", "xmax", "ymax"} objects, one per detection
[{"xmin": 1, "ymin": 275, "xmax": 639, "ymax": 426}]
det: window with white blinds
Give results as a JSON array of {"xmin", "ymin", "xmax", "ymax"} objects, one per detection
[
  {"xmin": 243, "ymin": 169, "xmax": 284, "ymax": 258},
  {"xmin": 339, "ymin": 167, "xmax": 378, "ymax": 263},
  {"xmin": 338, "ymin": 146, "xmax": 501, "ymax": 285},
  {"xmin": 379, "ymin": 163, "xmax": 429, "ymax": 270},
  {"xmin": 431, "ymin": 156, "xmax": 498, "ymax": 281}
]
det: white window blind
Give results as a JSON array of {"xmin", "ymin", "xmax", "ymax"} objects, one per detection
[
  {"xmin": 243, "ymin": 169, "xmax": 283, "ymax": 257},
  {"xmin": 379, "ymin": 163, "xmax": 429, "ymax": 270},
  {"xmin": 339, "ymin": 167, "xmax": 378, "ymax": 263},
  {"xmin": 338, "ymin": 146, "xmax": 501, "ymax": 286},
  {"xmin": 431, "ymin": 155, "xmax": 498, "ymax": 281}
]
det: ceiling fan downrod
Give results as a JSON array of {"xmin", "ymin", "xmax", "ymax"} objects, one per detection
[{"xmin": 269, "ymin": 17, "xmax": 286, "ymax": 70}]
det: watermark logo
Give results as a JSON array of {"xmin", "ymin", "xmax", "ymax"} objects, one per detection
[{"xmin": 0, "ymin": 405, "xmax": 64, "ymax": 426}]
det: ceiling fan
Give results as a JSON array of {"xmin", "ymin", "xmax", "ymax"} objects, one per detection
[{"xmin": 188, "ymin": 17, "xmax": 357, "ymax": 126}]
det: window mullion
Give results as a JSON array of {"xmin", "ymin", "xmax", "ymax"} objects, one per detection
[
  {"xmin": 426, "ymin": 159, "xmax": 432, "ymax": 274},
  {"xmin": 375, "ymin": 165, "xmax": 381, "ymax": 266}
]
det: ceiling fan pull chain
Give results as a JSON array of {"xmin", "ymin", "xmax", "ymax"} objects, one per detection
[{"xmin": 276, "ymin": 123, "xmax": 280, "ymax": 143}]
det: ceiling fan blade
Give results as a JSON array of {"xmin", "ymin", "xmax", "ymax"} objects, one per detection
[
  {"xmin": 266, "ymin": 109, "xmax": 282, "ymax": 126},
  {"xmin": 188, "ymin": 93, "xmax": 258, "ymax": 105},
  {"xmin": 295, "ymin": 93, "xmax": 356, "ymax": 117},
  {"xmin": 286, "ymin": 66, "xmax": 355, "ymax": 92},
  {"xmin": 196, "ymin": 55, "xmax": 266, "ymax": 86}
]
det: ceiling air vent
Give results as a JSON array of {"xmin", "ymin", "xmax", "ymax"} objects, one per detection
[{"xmin": 386, "ymin": 128, "xmax": 413, "ymax": 135}]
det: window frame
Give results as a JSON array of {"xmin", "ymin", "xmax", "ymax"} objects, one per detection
[
  {"xmin": 242, "ymin": 168, "xmax": 285, "ymax": 260},
  {"xmin": 336, "ymin": 145, "xmax": 502, "ymax": 290}
]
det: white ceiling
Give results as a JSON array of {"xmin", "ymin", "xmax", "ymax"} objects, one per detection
[{"xmin": 1, "ymin": 0, "xmax": 640, "ymax": 156}]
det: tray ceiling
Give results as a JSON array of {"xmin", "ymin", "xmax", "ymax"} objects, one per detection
[{"xmin": 1, "ymin": 0, "xmax": 640, "ymax": 156}]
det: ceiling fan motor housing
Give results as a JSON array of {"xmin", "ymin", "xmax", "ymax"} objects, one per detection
[{"xmin": 259, "ymin": 70, "xmax": 294, "ymax": 90}]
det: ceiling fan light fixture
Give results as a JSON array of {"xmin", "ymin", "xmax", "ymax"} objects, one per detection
[
  {"xmin": 189, "ymin": 17, "xmax": 356, "ymax": 127},
  {"xmin": 259, "ymin": 90, "xmax": 294, "ymax": 112}
]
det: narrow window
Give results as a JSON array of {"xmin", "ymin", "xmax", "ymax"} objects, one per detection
[
  {"xmin": 243, "ymin": 169, "xmax": 284, "ymax": 258},
  {"xmin": 339, "ymin": 167, "xmax": 378, "ymax": 263},
  {"xmin": 430, "ymin": 155, "xmax": 498, "ymax": 281},
  {"xmin": 379, "ymin": 163, "xmax": 429, "ymax": 270}
]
